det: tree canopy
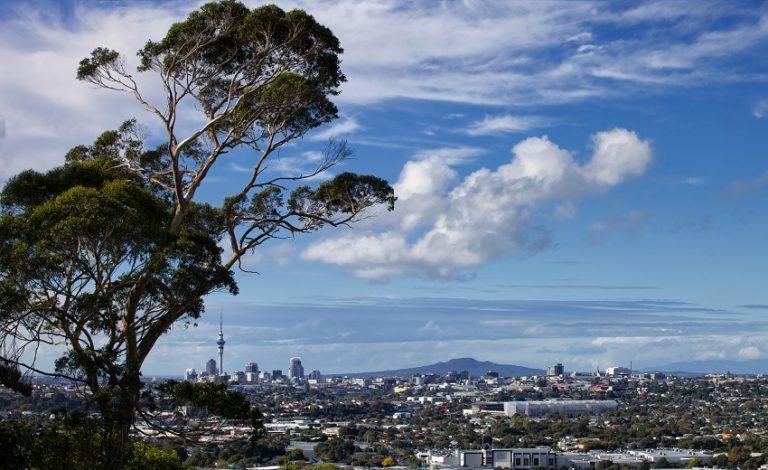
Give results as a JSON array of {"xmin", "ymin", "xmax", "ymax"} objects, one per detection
[{"xmin": 0, "ymin": 1, "xmax": 394, "ymax": 468}]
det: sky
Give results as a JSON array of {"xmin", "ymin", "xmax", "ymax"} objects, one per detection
[{"xmin": 1, "ymin": 0, "xmax": 767, "ymax": 377}]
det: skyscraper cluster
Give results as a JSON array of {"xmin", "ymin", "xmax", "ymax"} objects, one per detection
[{"xmin": 183, "ymin": 316, "xmax": 318, "ymax": 385}]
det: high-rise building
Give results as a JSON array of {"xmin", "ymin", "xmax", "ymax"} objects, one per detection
[
  {"xmin": 289, "ymin": 357, "xmax": 304, "ymax": 381},
  {"xmin": 547, "ymin": 363, "xmax": 564, "ymax": 376},
  {"xmin": 245, "ymin": 371, "xmax": 258, "ymax": 384},
  {"xmin": 272, "ymin": 369, "xmax": 283, "ymax": 380},
  {"xmin": 184, "ymin": 368, "xmax": 198, "ymax": 382},
  {"xmin": 217, "ymin": 312, "xmax": 226, "ymax": 375},
  {"xmin": 245, "ymin": 362, "xmax": 258, "ymax": 373},
  {"xmin": 308, "ymin": 369, "xmax": 322, "ymax": 381},
  {"xmin": 205, "ymin": 358, "xmax": 217, "ymax": 376}
]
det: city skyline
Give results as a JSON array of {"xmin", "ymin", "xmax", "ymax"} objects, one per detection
[{"xmin": 1, "ymin": 1, "xmax": 767, "ymax": 375}]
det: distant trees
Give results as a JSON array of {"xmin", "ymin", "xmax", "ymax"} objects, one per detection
[
  {"xmin": 0, "ymin": 417, "xmax": 102, "ymax": 469},
  {"xmin": 314, "ymin": 437, "xmax": 356, "ymax": 463},
  {"xmin": 0, "ymin": 1, "xmax": 393, "ymax": 468}
]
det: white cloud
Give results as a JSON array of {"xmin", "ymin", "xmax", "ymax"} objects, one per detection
[
  {"xmin": 303, "ymin": 128, "xmax": 652, "ymax": 279},
  {"xmin": 1, "ymin": 2, "xmax": 765, "ymax": 180},
  {"xmin": 753, "ymin": 99, "xmax": 768, "ymax": 118},
  {"xmin": 589, "ymin": 211, "xmax": 652, "ymax": 240},
  {"xmin": 0, "ymin": 3, "xmax": 187, "ymax": 181},
  {"xmin": 739, "ymin": 346, "xmax": 762, "ymax": 359},
  {"xmin": 554, "ymin": 201, "xmax": 578, "ymax": 220},
  {"xmin": 566, "ymin": 32, "xmax": 594, "ymax": 43},
  {"xmin": 412, "ymin": 146, "xmax": 486, "ymax": 165},
  {"xmin": 586, "ymin": 128, "xmax": 653, "ymax": 185},
  {"xmin": 464, "ymin": 114, "xmax": 546, "ymax": 136},
  {"xmin": 290, "ymin": 1, "xmax": 768, "ymax": 105},
  {"xmin": 308, "ymin": 117, "xmax": 361, "ymax": 141},
  {"xmin": 220, "ymin": 240, "xmax": 295, "ymax": 272}
]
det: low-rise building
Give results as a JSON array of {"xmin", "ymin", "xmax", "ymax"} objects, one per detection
[{"xmin": 503, "ymin": 399, "xmax": 618, "ymax": 417}]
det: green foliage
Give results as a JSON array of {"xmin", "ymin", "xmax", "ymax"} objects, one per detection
[
  {"xmin": 158, "ymin": 380, "xmax": 264, "ymax": 437},
  {"xmin": 0, "ymin": 154, "xmax": 236, "ymax": 376},
  {"xmin": 76, "ymin": 47, "xmax": 120, "ymax": 80},
  {"xmin": 78, "ymin": 0, "xmax": 346, "ymax": 143},
  {"xmin": 0, "ymin": 358, "xmax": 31, "ymax": 395},
  {"xmin": 0, "ymin": 415, "xmax": 103, "ymax": 470},
  {"xmin": 314, "ymin": 437, "xmax": 356, "ymax": 463},
  {"xmin": 185, "ymin": 436, "xmax": 288, "ymax": 467},
  {"xmin": 286, "ymin": 448, "xmax": 307, "ymax": 461},
  {"xmin": 3, "ymin": 3, "xmax": 394, "ymax": 469},
  {"xmin": 126, "ymin": 442, "xmax": 187, "ymax": 470}
]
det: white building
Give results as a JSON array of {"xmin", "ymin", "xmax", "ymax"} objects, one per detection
[
  {"xmin": 503, "ymin": 400, "xmax": 618, "ymax": 417},
  {"xmin": 454, "ymin": 448, "xmax": 558, "ymax": 469},
  {"xmin": 605, "ymin": 366, "xmax": 632, "ymax": 376}
]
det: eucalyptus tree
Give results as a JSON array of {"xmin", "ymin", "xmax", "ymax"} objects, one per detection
[{"xmin": 0, "ymin": 1, "xmax": 394, "ymax": 467}]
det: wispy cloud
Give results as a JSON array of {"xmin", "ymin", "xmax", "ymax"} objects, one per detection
[
  {"xmin": 412, "ymin": 146, "xmax": 486, "ymax": 165},
  {"xmin": 589, "ymin": 211, "xmax": 652, "ymax": 241},
  {"xmin": 464, "ymin": 114, "xmax": 547, "ymax": 136},
  {"xmin": 137, "ymin": 295, "xmax": 766, "ymax": 374},
  {"xmin": 500, "ymin": 283, "xmax": 657, "ymax": 291},
  {"xmin": 308, "ymin": 117, "xmax": 361, "ymax": 141},
  {"xmin": 720, "ymin": 171, "xmax": 768, "ymax": 199},
  {"xmin": 0, "ymin": 2, "xmax": 187, "ymax": 180},
  {"xmin": 2, "ymin": 1, "xmax": 767, "ymax": 180},
  {"xmin": 753, "ymin": 99, "xmax": 768, "ymax": 118},
  {"xmin": 300, "ymin": 1, "xmax": 768, "ymax": 105}
]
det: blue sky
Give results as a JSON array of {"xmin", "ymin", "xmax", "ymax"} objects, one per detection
[{"xmin": 1, "ymin": 0, "xmax": 767, "ymax": 376}]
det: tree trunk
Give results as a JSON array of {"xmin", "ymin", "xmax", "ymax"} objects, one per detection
[{"xmin": 97, "ymin": 367, "xmax": 142, "ymax": 469}]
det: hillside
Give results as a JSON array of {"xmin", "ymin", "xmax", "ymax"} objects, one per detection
[{"xmin": 336, "ymin": 357, "xmax": 544, "ymax": 378}]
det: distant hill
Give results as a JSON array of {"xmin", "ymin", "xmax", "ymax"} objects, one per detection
[
  {"xmin": 649, "ymin": 359, "xmax": 768, "ymax": 376},
  {"xmin": 335, "ymin": 357, "xmax": 544, "ymax": 378}
]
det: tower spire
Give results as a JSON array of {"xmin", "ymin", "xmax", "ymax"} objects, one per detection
[{"xmin": 217, "ymin": 309, "xmax": 225, "ymax": 376}]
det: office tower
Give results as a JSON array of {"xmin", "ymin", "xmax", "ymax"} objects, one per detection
[
  {"xmin": 547, "ymin": 363, "xmax": 564, "ymax": 376},
  {"xmin": 206, "ymin": 358, "xmax": 217, "ymax": 376},
  {"xmin": 245, "ymin": 362, "xmax": 258, "ymax": 373},
  {"xmin": 309, "ymin": 369, "xmax": 322, "ymax": 381},
  {"xmin": 289, "ymin": 357, "xmax": 304, "ymax": 380},
  {"xmin": 272, "ymin": 369, "xmax": 283, "ymax": 380},
  {"xmin": 184, "ymin": 368, "xmax": 197, "ymax": 382}
]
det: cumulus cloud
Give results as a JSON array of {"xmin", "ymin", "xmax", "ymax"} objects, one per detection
[{"xmin": 303, "ymin": 128, "xmax": 652, "ymax": 279}]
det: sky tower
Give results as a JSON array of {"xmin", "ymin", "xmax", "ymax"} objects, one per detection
[{"xmin": 217, "ymin": 311, "xmax": 225, "ymax": 375}]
